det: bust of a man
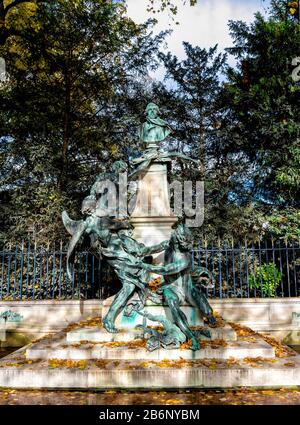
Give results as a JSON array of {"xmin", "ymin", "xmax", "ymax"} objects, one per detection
[{"xmin": 139, "ymin": 103, "xmax": 172, "ymax": 146}]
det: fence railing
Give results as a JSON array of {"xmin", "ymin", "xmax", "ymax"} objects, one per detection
[
  {"xmin": 0, "ymin": 243, "xmax": 105, "ymax": 301},
  {"xmin": 0, "ymin": 239, "xmax": 299, "ymax": 300},
  {"xmin": 192, "ymin": 239, "xmax": 300, "ymax": 299}
]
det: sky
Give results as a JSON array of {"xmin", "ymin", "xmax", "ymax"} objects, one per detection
[{"xmin": 126, "ymin": 0, "xmax": 271, "ymax": 79}]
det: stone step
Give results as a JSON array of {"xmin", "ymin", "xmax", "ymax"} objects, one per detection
[
  {"xmin": 25, "ymin": 339, "xmax": 274, "ymax": 361},
  {"xmin": 2, "ymin": 365, "xmax": 300, "ymax": 389},
  {"xmin": 66, "ymin": 324, "xmax": 237, "ymax": 344},
  {"xmin": 1, "ymin": 348, "xmax": 300, "ymax": 389}
]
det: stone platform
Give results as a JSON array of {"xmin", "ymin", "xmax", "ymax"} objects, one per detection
[
  {"xmin": 102, "ymin": 297, "xmax": 207, "ymax": 329},
  {"xmin": 25, "ymin": 339, "xmax": 274, "ymax": 361},
  {"xmin": 26, "ymin": 325, "xmax": 264, "ymax": 360},
  {"xmin": 0, "ymin": 343, "xmax": 299, "ymax": 389},
  {"xmin": 66, "ymin": 324, "xmax": 237, "ymax": 343},
  {"xmin": 0, "ymin": 321, "xmax": 300, "ymax": 389},
  {"xmin": 26, "ymin": 324, "xmax": 252, "ymax": 361}
]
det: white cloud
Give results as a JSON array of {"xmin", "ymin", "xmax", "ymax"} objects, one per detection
[{"xmin": 126, "ymin": 0, "xmax": 270, "ymax": 77}]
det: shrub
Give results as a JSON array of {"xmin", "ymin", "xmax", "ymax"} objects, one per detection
[{"xmin": 249, "ymin": 262, "xmax": 282, "ymax": 297}]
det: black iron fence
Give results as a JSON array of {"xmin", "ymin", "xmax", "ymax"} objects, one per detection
[
  {"xmin": 0, "ymin": 239, "xmax": 299, "ymax": 300},
  {"xmin": 192, "ymin": 239, "xmax": 300, "ymax": 299},
  {"xmin": 0, "ymin": 243, "xmax": 105, "ymax": 301}
]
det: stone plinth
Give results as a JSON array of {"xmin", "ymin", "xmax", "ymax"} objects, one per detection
[
  {"xmin": 66, "ymin": 324, "xmax": 237, "ymax": 344},
  {"xmin": 2, "ymin": 354, "xmax": 300, "ymax": 389},
  {"xmin": 130, "ymin": 216, "xmax": 177, "ymax": 248},
  {"xmin": 130, "ymin": 161, "xmax": 177, "ymax": 248},
  {"xmin": 0, "ymin": 319, "xmax": 6, "ymax": 344},
  {"xmin": 102, "ymin": 296, "xmax": 205, "ymax": 329},
  {"xmin": 1, "ymin": 327, "xmax": 299, "ymax": 389},
  {"xmin": 131, "ymin": 162, "xmax": 172, "ymax": 218},
  {"xmin": 0, "ymin": 329, "xmax": 5, "ymax": 342},
  {"xmin": 26, "ymin": 338, "xmax": 274, "ymax": 361}
]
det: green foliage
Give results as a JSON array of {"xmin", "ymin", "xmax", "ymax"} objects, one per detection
[
  {"xmin": 258, "ymin": 209, "xmax": 300, "ymax": 239},
  {"xmin": 0, "ymin": 0, "xmax": 45, "ymax": 45},
  {"xmin": 152, "ymin": 1, "xmax": 300, "ymax": 242},
  {"xmin": 249, "ymin": 262, "xmax": 282, "ymax": 297},
  {"xmin": 147, "ymin": 0, "xmax": 198, "ymax": 14},
  {"xmin": 0, "ymin": 0, "xmax": 299, "ymax": 247},
  {"xmin": 224, "ymin": 9, "xmax": 300, "ymax": 208},
  {"xmin": 147, "ymin": 0, "xmax": 198, "ymax": 23},
  {"xmin": 0, "ymin": 0, "xmax": 166, "ymax": 244}
]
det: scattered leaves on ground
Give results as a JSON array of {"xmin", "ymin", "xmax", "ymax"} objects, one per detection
[
  {"xmin": 1, "ymin": 387, "xmax": 300, "ymax": 405},
  {"xmin": 180, "ymin": 338, "xmax": 228, "ymax": 350},
  {"xmin": 243, "ymin": 357, "xmax": 278, "ymax": 367},
  {"xmin": 229, "ymin": 322, "xmax": 296, "ymax": 358},
  {"xmin": 48, "ymin": 359, "xmax": 87, "ymax": 370},
  {"xmin": 100, "ymin": 339, "xmax": 147, "ymax": 349},
  {"xmin": 64, "ymin": 317, "xmax": 102, "ymax": 333}
]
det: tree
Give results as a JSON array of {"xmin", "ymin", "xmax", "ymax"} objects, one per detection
[
  {"xmin": 223, "ymin": 3, "xmax": 300, "ymax": 205},
  {"xmin": 0, "ymin": 0, "xmax": 47, "ymax": 45},
  {"xmin": 157, "ymin": 43, "xmax": 226, "ymax": 176},
  {"xmin": 153, "ymin": 43, "xmax": 244, "ymax": 239},
  {"xmin": 154, "ymin": 0, "xmax": 300, "ymax": 241},
  {"xmin": 0, "ymin": 0, "xmax": 166, "ymax": 244},
  {"xmin": 203, "ymin": 0, "xmax": 300, "ymax": 240},
  {"xmin": 147, "ymin": 0, "xmax": 197, "ymax": 15}
]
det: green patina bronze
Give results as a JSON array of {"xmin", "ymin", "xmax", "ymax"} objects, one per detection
[
  {"xmin": 129, "ymin": 149, "xmax": 198, "ymax": 179},
  {"xmin": 62, "ymin": 103, "xmax": 215, "ymax": 351},
  {"xmin": 136, "ymin": 224, "xmax": 216, "ymax": 351},
  {"xmin": 63, "ymin": 211, "xmax": 169, "ymax": 333},
  {"xmin": 130, "ymin": 103, "xmax": 197, "ymax": 178},
  {"xmin": 139, "ymin": 102, "xmax": 172, "ymax": 144},
  {"xmin": 135, "ymin": 310, "xmax": 186, "ymax": 351},
  {"xmin": 89, "ymin": 160, "xmax": 128, "ymax": 218},
  {"xmin": 0, "ymin": 310, "xmax": 23, "ymax": 322}
]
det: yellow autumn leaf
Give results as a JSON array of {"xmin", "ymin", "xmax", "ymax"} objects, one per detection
[{"xmin": 165, "ymin": 399, "xmax": 181, "ymax": 405}]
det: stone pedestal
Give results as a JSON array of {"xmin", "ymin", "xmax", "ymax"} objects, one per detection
[
  {"xmin": 102, "ymin": 296, "xmax": 204, "ymax": 329},
  {"xmin": 130, "ymin": 161, "xmax": 177, "ymax": 249},
  {"xmin": 66, "ymin": 325, "xmax": 237, "ymax": 344},
  {"xmin": 130, "ymin": 217, "xmax": 177, "ymax": 249}
]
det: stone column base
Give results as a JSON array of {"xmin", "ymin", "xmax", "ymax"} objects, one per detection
[
  {"xmin": 102, "ymin": 296, "xmax": 204, "ymax": 329},
  {"xmin": 130, "ymin": 216, "xmax": 178, "ymax": 246}
]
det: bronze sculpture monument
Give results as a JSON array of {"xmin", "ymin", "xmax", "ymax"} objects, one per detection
[{"xmin": 62, "ymin": 103, "xmax": 215, "ymax": 350}]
